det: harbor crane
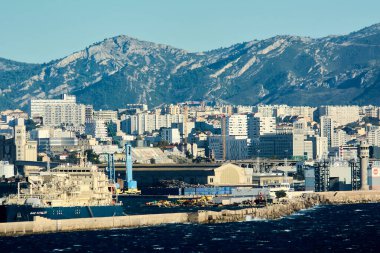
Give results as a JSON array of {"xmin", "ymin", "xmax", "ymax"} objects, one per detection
[
  {"xmin": 106, "ymin": 153, "xmax": 116, "ymax": 184},
  {"xmin": 124, "ymin": 144, "xmax": 140, "ymax": 194},
  {"xmin": 104, "ymin": 144, "xmax": 140, "ymax": 194}
]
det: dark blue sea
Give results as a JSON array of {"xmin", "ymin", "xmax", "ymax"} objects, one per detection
[{"xmin": 1, "ymin": 203, "xmax": 379, "ymax": 252}]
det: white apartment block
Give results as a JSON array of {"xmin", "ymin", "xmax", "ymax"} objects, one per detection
[
  {"xmin": 254, "ymin": 105, "xmax": 316, "ymax": 119},
  {"xmin": 367, "ymin": 128, "xmax": 380, "ymax": 146},
  {"xmin": 85, "ymin": 120, "xmax": 108, "ymax": 141},
  {"xmin": 93, "ymin": 110, "xmax": 118, "ymax": 123},
  {"xmin": 30, "ymin": 127, "xmax": 76, "ymax": 139},
  {"xmin": 332, "ymin": 129, "xmax": 350, "ymax": 148},
  {"xmin": 360, "ymin": 105, "xmax": 379, "ymax": 119},
  {"xmin": 235, "ymin": 106, "xmax": 253, "ymax": 114},
  {"xmin": 122, "ymin": 113, "xmax": 184, "ymax": 135},
  {"xmin": 319, "ymin": 106, "xmax": 360, "ymax": 126},
  {"xmin": 255, "ymin": 105, "xmax": 277, "ymax": 117},
  {"xmin": 161, "ymin": 128, "xmax": 181, "ymax": 144},
  {"xmin": 30, "ymin": 94, "xmax": 86, "ymax": 127},
  {"xmin": 248, "ymin": 116, "xmax": 276, "ymax": 139},
  {"xmin": 125, "ymin": 104, "xmax": 148, "ymax": 112},
  {"xmin": 275, "ymin": 105, "xmax": 316, "ymax": 120},
  {"xmin": 226, "ymin": 114, "xmax": 247, "ymax": 137},
  {"xmin": 308, "ymin": 136, "xmax": 328, "ymax": 160}
]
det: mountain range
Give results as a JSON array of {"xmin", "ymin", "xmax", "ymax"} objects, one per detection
[{"xmin": 1, "ymin": 23, "xmax": 380, "ymax": 110}]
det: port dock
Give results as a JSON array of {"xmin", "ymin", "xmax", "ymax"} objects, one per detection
[{"xmin": 1, "ymin": 191, "xmax": 380, "ymax": 236}]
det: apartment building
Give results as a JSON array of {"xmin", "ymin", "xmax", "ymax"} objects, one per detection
[
  {"xmin": 248, "ymin": 115, "xmax": 276, "ymax": 139},
  {"xmin": 30, "ymin": 94, "xmax": 86, "ymax": 127},
  {"xmin": 319, "ymin": 106, "xmax": 360, "ymax": 126}
]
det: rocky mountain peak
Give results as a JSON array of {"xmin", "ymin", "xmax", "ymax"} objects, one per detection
[{"xmin": 0, "ymin": 23, "xmax": 379, "ymax": 110}]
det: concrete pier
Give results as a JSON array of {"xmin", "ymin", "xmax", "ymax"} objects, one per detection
[
  {"xmin": 0, "ymin": 212, "xmax": 189, "ymax": 236},
  {"xmin": 1, "ymin": 191, "xmax": 380, "ymax": 236}
]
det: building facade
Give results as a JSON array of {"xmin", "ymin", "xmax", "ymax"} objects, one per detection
[
  {"xmin": 30, "ymin": 94, "xmax": 86, "ymax": 127},
  {"xmin": 208, "ymin": 135, "xmax": 248, "ymax": 161},
  {"xmin": 161, "ymin": 128, "xmax": 181, "ymax": 144}
]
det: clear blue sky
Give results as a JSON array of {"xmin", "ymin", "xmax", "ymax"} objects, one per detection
[{"xmin": 1, "ymin": 0, "xmax": 379, "ymax": 63}]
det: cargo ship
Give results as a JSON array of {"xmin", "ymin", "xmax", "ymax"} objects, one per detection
[{"xmin": 0, "ymin": 164, "xmax": 125, "ymax": 222}]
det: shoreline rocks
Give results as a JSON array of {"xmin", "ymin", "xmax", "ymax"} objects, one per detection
[{"xmin": 193, "ymin": 191, "xmax": 380, "ymax": 223}]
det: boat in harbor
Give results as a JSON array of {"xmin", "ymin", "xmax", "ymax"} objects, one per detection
[{"xmin": 0, "ymin": 164, "xmax": 125, "ymax": 222}]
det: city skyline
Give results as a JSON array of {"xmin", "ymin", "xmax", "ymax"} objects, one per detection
[{"xmin": 1, "ymin": 1, "xmax": 380, "ymax": 250}]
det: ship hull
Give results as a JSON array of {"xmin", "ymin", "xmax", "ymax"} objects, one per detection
[{"xmin": 0, "ymin": 205, "xmax": 125, "ymax": 222}]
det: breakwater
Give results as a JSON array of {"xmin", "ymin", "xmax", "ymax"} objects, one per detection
[
  {"xmin": 1, "ymin": 190, "xmax": 380, "ymax": 236},
  {"xmin": 193, "ymin": 191, "xmax": 380, "ymax": 223}
]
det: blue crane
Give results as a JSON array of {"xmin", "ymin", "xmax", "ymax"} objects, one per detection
[{"xmin": 124, "ymin": 144, "xmax": 139, "ymax": 193}]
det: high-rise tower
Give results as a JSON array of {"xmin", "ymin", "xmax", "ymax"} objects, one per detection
[{"xmin": 359, "ymin": 141, "xmax": 369, "ymax": 190}]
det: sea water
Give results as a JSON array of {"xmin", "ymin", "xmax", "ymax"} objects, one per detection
[{"xmin": 1, "ymin": 203, "xmax": 379, "ymax": 252}]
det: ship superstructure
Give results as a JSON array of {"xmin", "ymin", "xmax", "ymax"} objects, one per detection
[{"xmin": 0, "ymin": 164, "xmax": 125, "ymax": 222}]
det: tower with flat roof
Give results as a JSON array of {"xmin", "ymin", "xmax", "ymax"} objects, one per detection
[{"xmin": 359, "ymin": 141, "xmax": 369, "ymax": 190}]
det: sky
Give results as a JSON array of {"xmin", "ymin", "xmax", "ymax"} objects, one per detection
[{"xmin": 0, "ymin": 0, "xmax": 379, "ymax": 63}]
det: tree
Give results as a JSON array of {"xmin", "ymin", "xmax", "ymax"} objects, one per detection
[
  {"xmin": 275, "ymin": 190, "xmax": 287, "ymax": 199},
  {"xmin": 185, "ymin": 150, "xmax": 194, "ymax": 159},
  {"xmin": 85, "ymin": 149, "xmax": 100, "ymax": 164},
  {"xmin": 106, "ymin": 121, "xmax": 117, "ymax": 138}
]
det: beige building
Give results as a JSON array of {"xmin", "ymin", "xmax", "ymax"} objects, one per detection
[
  {"xmin": 252, "ymin": 173, "xmax": 293, "ymax": 187},
  {"xmin": 319, "ymin": 106, "xmax": 360, "ymax": 127},
  {"xmin": 14, "ymin": 122, "xmax": 37, "ymax": 175},
  {"xmin": 14, "ymin": 123, "xmax": 37, "ymax": 162},
  {"xmin": 207, "ymin": 163, "xmax": 252, "ymax": 186},
  {"xmin": 0, "ymin": 109, "xmax": 28, "ymax": 121},
  {"xmin": 131, "ymin": 163, "xmax": 252, "ymax": 187}
]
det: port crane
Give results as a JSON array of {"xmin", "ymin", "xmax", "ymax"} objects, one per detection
[
  {"xmin": 124, "ymin": 144, "xmax": 140, "ymax": 194},
  {"xmin": 104, "ymin": 144, "xmax": 140, "ymax": 194}
]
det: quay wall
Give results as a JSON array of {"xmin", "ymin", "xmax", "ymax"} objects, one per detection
[
  {"xmin": 0, "ymin": 212, "xmax": 188, "ymax": 236},
  {"xmin": 1, "ymin": 191, "xmax": 380, "ymax": 236}
]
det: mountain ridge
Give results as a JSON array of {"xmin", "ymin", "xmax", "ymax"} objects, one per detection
[{"xmin": 1, "ymin": 23, "xmax": 380, "ymax": 110}]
